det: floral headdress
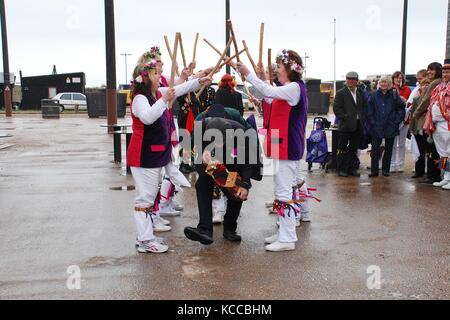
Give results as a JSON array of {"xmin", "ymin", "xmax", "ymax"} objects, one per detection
[
  {"xmin": 131, "ymin": 61, "xmax": 158, "ymax": 88},
  {"xmin": 276, "ymin": 49, "xmax": 304, "ymax": 75},
  {"xmin": 143, "ymin": 46, "xmax": 162, "ymax": 61}
]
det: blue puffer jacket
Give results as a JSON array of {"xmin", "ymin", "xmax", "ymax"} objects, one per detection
[{"xmin": 367, "ymin": 89, "xmax": 406, "ymax": 139}]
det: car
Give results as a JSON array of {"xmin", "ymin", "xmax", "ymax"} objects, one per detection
[{"xmin": 52, "ymin": 92, "xmax": 87, "ymax": 112}]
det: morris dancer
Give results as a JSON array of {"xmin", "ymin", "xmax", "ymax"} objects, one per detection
[
  {"xmin": 128, "ymin": 58, "xmax": 212, "ymax": 254},
  {"xmin": 235, "ymin": 50, "xmax": 308, "ymax": 252},
  {"xmin": 425, "ymin": 59, "xmax": 450, "ymax": 190}
]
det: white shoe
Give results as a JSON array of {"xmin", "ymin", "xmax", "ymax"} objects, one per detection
[
  {"xmin": 442, "ymin": 183, "xmax": 450, "ymax": 190},
  {"xmin": 137, "ymin": 240, "xmax": 169, "ymax": 253},
  {"xmin": 213, "ymin": 211, "xmax": 224, "ymax": 224},
  {"xmin": 397, "ymin": 167, "xmax": 404, "ymax": 173},
  {"xmin": 433, "ymin": 180, "xmax": 450, "ymax": 187},
  {"xmin": 265, "ymin": 201, "xmax": 274, "ymax": 208},
  {"xmin": 135, "ymin": 237, "xmax": 166, "ymax": 247},
  {"xmin": 170, "ymin": 199, "xmax": 184, "ymax": 211},
  {"xmin": 158, "ymin": 204, "xmax": 181, "ymax": 217},
  {"xmin": 153, "ymin": 221, "xmax": 172, "ymax": 232},
  {"xmin": 157, "ymin": 216, "xmax": 171, "ymax": 226},
  {"xmin": 265, "ymin": 241, "xmax": 296, "ymax": 252},
  {"xmin": 264, "ymin": 234, "xmax": 279, "ymax": 244},
  {"xmin": 296, "ymin": 220, "xmax": 301, "ymax": 227}
]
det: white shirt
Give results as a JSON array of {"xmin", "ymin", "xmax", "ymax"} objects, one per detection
[
  {"xmin": 246, "ymin": 73, "xmax": 301, "ymax": 106},
  {"xmin": 132, "ymin": 79, "xmax": 202, "ymax": 125},
  {"xmin": 348, "ymin": 87, "xmax": 357, "ymax": 104},
  {"xmin": 407, "ymin": 85, "xmax": 420, "ymax": 105}
]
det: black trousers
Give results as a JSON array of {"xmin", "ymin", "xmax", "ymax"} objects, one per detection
[
  {"xmin": 371, "ymin": 137, "xmax": 395, "ymax": 174},
  {"xmin": 195, "ymin": 166, "xmax": 243, "ymax": 235},
  {"xmin": 414, "ymin": 133, "xmax": 441, "ymax": 180},
  {"xmin": 337, "ymin": 120, "xmax": 362, "ymax": 173}
]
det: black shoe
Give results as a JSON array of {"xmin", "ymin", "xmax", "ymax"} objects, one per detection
[
  {"xmin": 184, "ymin": 227, "xmax": 213, "ymax": 245},
  {"xmin": 223, "ymin": 230, "xmax": 242, "ymax": 242},
  {"xmin": 368, "ymin": 173, "xmax": 379, "ymax": 178},
  {"xmin": 338, "ymin": 171, "xmax": 349, "ymax": 177},
  {"xmin": 179, "ymin": 163, "xmax": 194, "ymax": 174},
  {"xmin": 348, "ymin": 170, "xmax": 361, "ymax": 178},
  {"xmin": 419, "ymin": 178, "xmax": 437, "ymax": 185},
  {"xmin": 383, "ymin": 172, "xmax": 390, "ymax": 177},
  {"xmin": 411, "ymin": 174, "xmax": 424, "ymax": 179}
]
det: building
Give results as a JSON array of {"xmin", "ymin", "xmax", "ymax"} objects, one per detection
[{"xmin": 20, "ymin": 72, "xmax": 86, "ymax": 110}]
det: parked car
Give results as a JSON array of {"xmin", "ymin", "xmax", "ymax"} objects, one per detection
[{"xmin": 51, "ymin": 92, "xmax": 87, "ymax": 112}]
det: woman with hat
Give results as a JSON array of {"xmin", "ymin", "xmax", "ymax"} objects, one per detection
[{"xmin": 127, "ymin": 58, "xmax": 212, "ymax": 254}]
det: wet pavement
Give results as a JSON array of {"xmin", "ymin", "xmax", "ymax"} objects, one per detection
[{"xmin": 0, "ymin": 114, "xmax": 449, "ymax": 300}]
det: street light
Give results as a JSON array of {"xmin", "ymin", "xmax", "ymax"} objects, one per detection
[
  {"xmin": 120, "ymin": 53, "xmax": 132, "ymax": 86},
  {"xmin": 304, "ymin": 52, "xmax": 310, "ymax": 79}
]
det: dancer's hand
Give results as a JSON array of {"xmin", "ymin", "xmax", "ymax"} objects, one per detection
[
  {"xmin": 180, "ymin": 67, "xmax": 193, "ymax": 81},
  {"xmin": 162, "ymin": 88, "xmax": 176, "ymax": 104},
  {"xmin": 199, "ymin": 76, "xmax": 213, "ymax": 86},
  {"xmin": 256, "ymin": 62, "xmax": 266, "ymax": 81},
  {"xmin": 236, "ymin": 187, "xmax": 249, "ymax": 201},
  {"xmin": 236, "ymin": 62, "xmax": 250, "ymax": 77},
  {"xmin": 248, "ymin": 94, "xmax": 260, "ymax": 107},
  {"xmin": 202, "ymin": 150, "xmax": 212, "ymax": 164}
]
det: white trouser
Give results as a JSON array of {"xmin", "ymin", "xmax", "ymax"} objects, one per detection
[
  {"xmin": 274, "ymin": 160, "xmax": 298, "ymax": 243},
  {"xmin": 294, "ymin": 160, "xmax": 310, "ymax": 221},
  {"xmin": 391, "ymin": 124, "xmax": 409, "ymax": 168},
  {"xmin": 444, "ymin": 171, "xmax": 450, "ymax": 181},
  {"xmin": 132, "ymin": 163, "xmax": 191, "ymax": 242},
  {"xmin": 160, "ymin": 164, "xmax": 191, "ymax": 206},
  {"xmin": 213, "ymin": 195, "xmax": 227, "ymax": 214}
]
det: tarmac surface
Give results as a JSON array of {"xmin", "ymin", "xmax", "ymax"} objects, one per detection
[{"xmin": 0, "ymin": 114, "xmax": 449, "ymax": 300}]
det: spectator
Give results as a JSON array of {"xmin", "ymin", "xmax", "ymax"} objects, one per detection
[
  {"xmin": 367, "ymin": 76, "xmax": 406, "ymax": 177},
  {"xmin": 333, "ymin": 71, "xmax": 367, "ymax": 178},
  {"xmin": 391, "ymin": 71, "xmax": 412, "ymax": 173},
  {"xmin": 214, "ymin": 74, "xmax": 244, "ymax": 116},
  {"xmin": 410, "ymin": 62, "xmax": 443, "ymax": 184}
]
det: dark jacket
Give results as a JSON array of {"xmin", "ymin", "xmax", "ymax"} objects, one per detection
[
  {"xmin": 333, "ymin": 86, "xmax": 367, "ymax": 132},
  {"xmin": 215, "ymin": 88, "xmax": 244, "ymax": 116},
  {"xmin": 367, "ymin": 89, "xmax": 406, "ymax": 139},
  {"xmin": 194, "ymin": 117, "xmax": 263, "ymax": 188}
]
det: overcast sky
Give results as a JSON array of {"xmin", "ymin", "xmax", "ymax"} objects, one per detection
[{"xmin": 3, "ymin": 0, "xmax": 449, "ymax": 87}]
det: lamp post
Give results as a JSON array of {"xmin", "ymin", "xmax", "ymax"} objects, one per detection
[
  {"xmin": 120, "ymin": 53, "xmax": 132, "ymax": 86},
  {"xmin": 225, "ymin": 0, "xmax": 231, "ymax": 75},
  {"xmin": 0, "ymin": 0, "xmax": 12, "ymax": 117},
  {"xmin": 304, "ymin": 52, "xmax": 310, "ymax": 79},
  {"xmin": 446, "ymin": 0, "xmax": 450, "ymax": 58},
  {"xmin": 401, "ymin": 0, "xmax": 408, "ymax": 74},
  {"xmin": 105, "ymin": 0, "xmax": 117, "ymax": 132},
  {"xmin": 333, "ymin": 18, "xmax": 337, "ymax": 98}
]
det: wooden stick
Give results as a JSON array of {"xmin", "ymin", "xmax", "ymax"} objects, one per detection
[
  {"xmin": 196, "ymin": 36, "xmax": 234, "ymax": 99},
  {"xmin": 178, "ymin": 33, "xmax": 187, "ymax": 68},
  {"xmin": 170, "ymin": 33, "xmax": 180, "ymax": 88},
  {"xmin": 227, "ymin": 20, "xmax": 240, "ymax": 62},
  {"xmin": 268, "ymin": 48, "xmax": 273, "ymax": 85},
  {"xmin": 203, "ymin": 38, "xmax": 222, "ymax": 56},
  {"xmin": 259, "ymin": 23, "xmax": 265, "ymax": 65},
  {"xmin": 219, "ymin": 49, "xmax": 246, "ymax": 69},
  {"xmin": 192, "ymin": 33, "xmax": 200, "ymax": 63},
  {"xmin": 242, "ymin": 40, "xmax": 257, "ymax": 73},
  {"xmin": 164, "ymin": 35, "xmax": 180, "ymax": 77}
]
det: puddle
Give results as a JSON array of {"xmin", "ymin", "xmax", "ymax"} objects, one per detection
[{"xmin": 110, "ymin": 185, "xmax": 135, "ymax": 191}]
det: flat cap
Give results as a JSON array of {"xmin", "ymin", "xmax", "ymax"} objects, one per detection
[{"xmin": 346, "ymin": 71, "xmax": 359, "ymax": 79}]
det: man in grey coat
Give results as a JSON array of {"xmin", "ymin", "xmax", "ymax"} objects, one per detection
[{"xmin": 333, "ymin": 72, "xmax": 367, "ymax": 177}]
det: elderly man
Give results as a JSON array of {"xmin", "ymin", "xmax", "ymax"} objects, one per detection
[{"xmin": 333, "ymin": 72, "xmax": 367, "ymax": 177}]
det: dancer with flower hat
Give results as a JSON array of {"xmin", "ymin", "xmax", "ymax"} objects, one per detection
[
  {"xmin": 127, "ymin": 57, "xmax": 212, "ymax": 254},
  {"xmin": 233, "ymin": 49, "xmax": 308, "ymax": 252}
]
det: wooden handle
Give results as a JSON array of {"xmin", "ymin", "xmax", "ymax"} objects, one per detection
[
  {"xmin": 170, "ymin": 33, "xmax": 180, "ymax": 88},
  {"xmin": 178, "ymin": 33, "xmax": 187, "ymax": 68},
  {"xmin": 219, "ymin": 49, "xmax": 246, "ymax": 69},
  {"xmin": 242, "ymin": 40, "xmax": 257, "ymax": 73},
  {"xmin": 196, "ymin": 36, "xmax": 234, "ymax": 99},
  {"xmin": 192, "ymin": 32, "xmax": 199, "ymax": 62},
  {"xmin": 259, "ymin": 23, "xmax": 265, "ymax": 65},
  {"xmin": 164, "ymin": 35, "xmax": 180, "ymax": 77},
  {"xmin": 268, "ymin": 48, "xmax": 273, "ymax": 85},
  {"xmin": 227, "ymin": 20, "xmax": 240, "ymax": 63},
  {"xmin": 203, "ymin": 38, "xmax": 222, "ymax": 56}
]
